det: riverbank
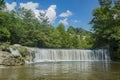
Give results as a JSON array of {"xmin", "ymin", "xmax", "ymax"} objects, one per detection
[{"xmin": 0, "ymin": 44, "xmax": 34, "ymax": 66}]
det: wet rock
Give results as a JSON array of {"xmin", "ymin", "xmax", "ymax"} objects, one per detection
[
  {"xmin": 0, "ymin": 51, "xmax": 25, "ymax": 66},
  {"xmin": 10, "ymin": 45, "xmax": 35, "ymax": 62}
]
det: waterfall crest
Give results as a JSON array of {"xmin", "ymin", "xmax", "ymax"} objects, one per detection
[{"xmin": 31, "ymin": 49, "xmax": 110, "ymax": 62}]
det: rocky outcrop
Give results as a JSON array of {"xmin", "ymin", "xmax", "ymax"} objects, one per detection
[
  {"xmin": 0, "ymin": 44, "xmax": 35, "ymax": 66},
  {"xmin": 0, "ymin": 51, "xmax": 25, "ymax": 66},
  {"xmin": 10, "ymin": 44, "xmax": 35, "ymax": 62}
]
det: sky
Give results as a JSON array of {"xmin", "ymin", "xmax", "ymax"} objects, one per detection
[{"xmin": 4, "ymin": 0, "xmax": 99, "ymax": 31}]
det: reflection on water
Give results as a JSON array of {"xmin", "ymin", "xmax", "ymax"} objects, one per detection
[{"xmin": 0, "ymin": 61, "xmax": 120, "ymax": 80}]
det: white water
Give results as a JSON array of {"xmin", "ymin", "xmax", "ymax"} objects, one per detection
[
  {"xmin": 9, "ymin": 48, "xmax": 21, "ymax": 56},
  {"xmin": 31, "ymin": 49, "xmax": 110, "ymax": 62}
]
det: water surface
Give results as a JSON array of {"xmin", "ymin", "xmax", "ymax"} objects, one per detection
[{"xmin": 0, "ymin": 61, "xmax": 120, "ymax": 80}]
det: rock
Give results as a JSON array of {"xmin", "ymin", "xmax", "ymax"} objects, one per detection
[
  {"xmin": 0, "ymin": 51, "xmax": 9, "ymax": 64},
  {"xmin": 0, "ymin": 44, "xmax": 35, "ymax": 65},
  {"xmin": 2, "ymin": 56, "xmax": 25, "ymax": 66},
  {"xmin": 10, "ymin": 45, "xmax": 35, "ymax": 62},
  {"xmin": 13, "ymin": 44, "xmax": 21, "ymax": 47},
  {"xmin": 0, "ymin": 51, "xmax": 25, "ymax": 66}
]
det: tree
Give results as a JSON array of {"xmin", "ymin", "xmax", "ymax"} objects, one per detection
[
  {"xmin": 90, "ymin": 0, "xmax": 120, "ymax": 60},
  {"xmin": 56, "ymin": 23, "xmax": 68, "ymax": 48},
  {"xmin": 0, "ymin": 1, "xmax": 93, "ymax": 49},
  {"xmin": 67, "ymin": 26, "xmax": 76, "ymax": 34},
  {"xmin": 0, "ymin": 0, "xmax": 5, "ymax": 10},
  {"xmin": 39, "ymin": 12, "xmax": 49, "ymax": 26},
  {"xmin": 0, "ymin": 12, "xmax": 12, "ymax": 42},
  {"xmin": 0, "ymin": 27, "xmax": 10, "ymax": 42},
  {"xmin": 98, "ymin": 0, "xmax": 112, "ymax": 7}
]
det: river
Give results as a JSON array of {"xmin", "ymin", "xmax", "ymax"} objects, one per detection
[{"xmin": 0, "ymin": 61, "xmax": 120, "ymax": 80}]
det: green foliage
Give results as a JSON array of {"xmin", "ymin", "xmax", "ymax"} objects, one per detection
[
  {"xmin": 17, "ymin": 46, "xmax": 27, "ymax": 57},
  {"xmin": 90, "ymin": 0, "xmax": 120, "ymax": 60},
  {"xmin": 0, "ymin": 27, "xmax": 10, "ymax": 42},
  {"xmin": 98, "ymin": 0, "xmax": 112, "ymax": 7},
  {"xmin": 0, "ymin": 0, "xmax": 5, "ymax": 10},
  {"xmin": 0, "ymin": 42, "xmax": 10, "ymax": 52},
  {"xmin": 0, "ymin": 6, "xmax": 94, "ymax": 49}
]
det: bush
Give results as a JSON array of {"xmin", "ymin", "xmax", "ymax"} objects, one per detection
[
  {"xmin": 0, "ymin": 42, "xmax": 10, "ymax": 52},
  {"xmin": 17, "ymin": 46, "xmax": 27, "ymax": 57}
]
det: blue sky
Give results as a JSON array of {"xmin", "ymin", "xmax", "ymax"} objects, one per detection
[{"xmin": 4, "ymin": 0, "xmax": 99, "ymax": 30}]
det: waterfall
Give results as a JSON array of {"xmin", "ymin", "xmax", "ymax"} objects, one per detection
[
  {"xmin": 9, "ymin": 48, "xmax": 21, "ymax": 56},
  {"xmin": 31, "ymin": 48, "xmax": 110, "ymax": 62}
]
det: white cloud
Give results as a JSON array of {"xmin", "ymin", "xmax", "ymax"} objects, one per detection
[
  {"xmin": 20, "ymin": 2, "xmax": 39, "ymax": 10},
  {"xmin": 5, "ymin": 2, "xmax": 57, "ymax": 23},
  {"xmin": 20, "ymin": 2, "xmax": 40, "ymax": 18},
  {"xmin": 20, "ymin": 2, "xmax": 56, "ymax": 23},
  {"xmin": 73, "ymin": 20, "xmax": 80, "ymax": 23},
  {"xmin": 6, "ymin": 2, "xmax": 16, "ymax": 11},
  {"xmin": 34, "ymin": 10, "xmax": 46, "ymax": 18},
  {"xmin": 59, "ymin": 18, "xmax": 68, "ymax": 25},
  {"xmin": 45, "ymin": 5, "xmax": 57, "ymax": 23},
  {"xmin": 59, "ymin": 10, "xmax": 72, "ymax": 17}
]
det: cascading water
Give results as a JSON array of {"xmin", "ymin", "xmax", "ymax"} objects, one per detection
[
  {"xmin": 31, "ymin": 48, "xmax": 110, "ymax": 62},
  {"xmin": 9, "ymin": 48, "xmax": 21, "ymax": 56}
]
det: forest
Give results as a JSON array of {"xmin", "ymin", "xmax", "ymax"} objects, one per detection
[
  {"xmin": 0, "ymin": 0, "xmax": 120, "ymax": 60},
  {"xmin": 0, "ymin": 0, "xmax": 93, "ymax": 49}
]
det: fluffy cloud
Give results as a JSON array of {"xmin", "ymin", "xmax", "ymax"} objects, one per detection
[
  {"xmin": 5, "ymin": 2, "xmax": 57, "ymax": 23},
  {"xmin": 73, "ymin": 20, "xmax": 80, "ymax": 23},
  {"xmin": 59, "ymin": 18, "xmax": 68, "ymax": 25},
  {"xmin": 20, "ymin": 2, "xmax": 39, "ymax": 10},
  {"xmin": 20, "ymin": 2, "xmax": 56, "ymax": 23},
  {"xmin": 45, "ymin": 5, "xmax": 56, "ymax": 23},
  {"xmin": 20, "ymin": 2, "xmax": 40, "ymax": 18},
  {"xmin": 6, "ymin": 2, "xmax": 16, "ymax": 11},
  {"xmin": 59, "ymin": 10, "xmax": 72, "ymax": 17}
]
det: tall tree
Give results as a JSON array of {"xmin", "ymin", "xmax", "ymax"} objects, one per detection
[{"xmin": 90, "ymin": 0, "xmax": 120, "ymax": 60}]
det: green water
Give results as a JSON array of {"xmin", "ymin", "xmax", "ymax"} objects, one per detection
[{"xmin": 0, "ymin": 61, "xmax": 120, "ymax": 80}]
